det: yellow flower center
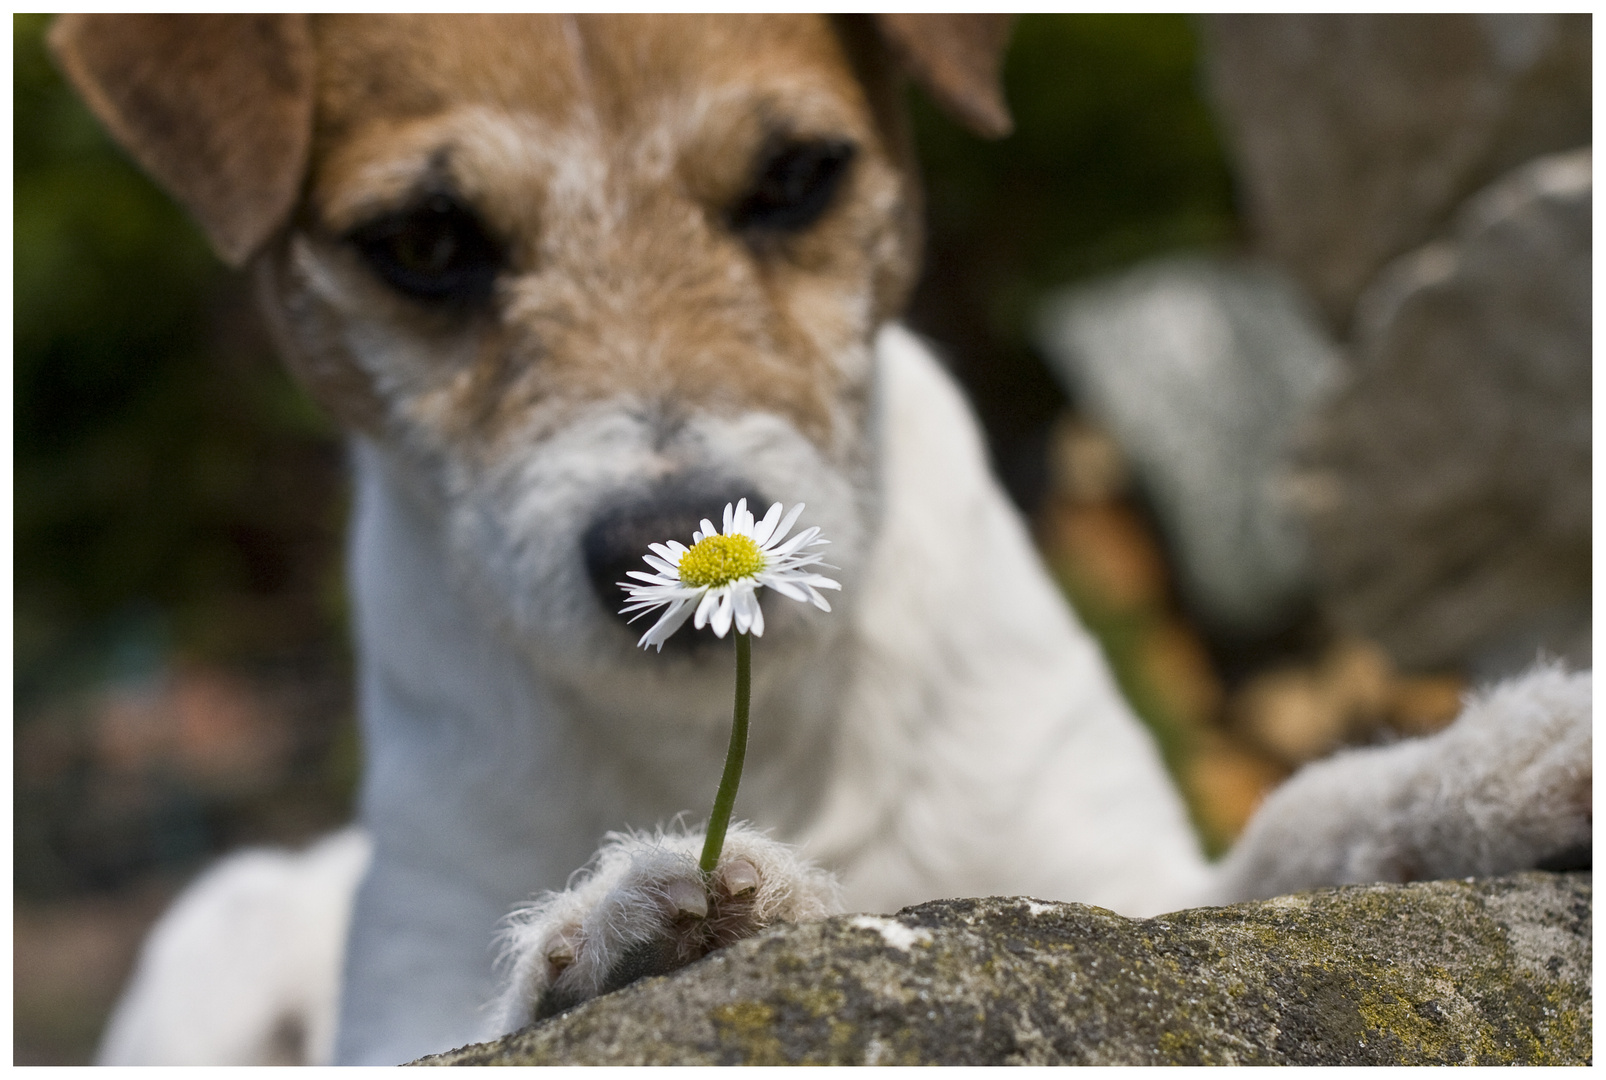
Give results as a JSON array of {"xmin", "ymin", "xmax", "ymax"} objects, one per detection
[{"xmin": 678, "ymin": 533, "xmax": 766, "ymax": 589}]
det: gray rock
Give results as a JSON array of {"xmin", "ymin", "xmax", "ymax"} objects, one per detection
[
  {"xmin": 1036, "ymin": 256, "xmax": 1340, "ymax": 637},
  {"xmin": 419, "ymin": 872, "xmax": 1590, "ymax": 1066},
  {"xmin": 1291, "ymin": 149, "xmax": 1591, "ymax": 674},
  {"xmin": 1200, "ymin": 14, "xmax": 1590, "ymax": 328}
]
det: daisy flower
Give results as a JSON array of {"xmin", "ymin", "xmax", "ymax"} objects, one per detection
[{"xmin": 619, "ymin": 498, "xmax": 840, "ymax": 651}]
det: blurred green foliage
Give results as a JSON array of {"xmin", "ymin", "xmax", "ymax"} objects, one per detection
[{"xmin": 14, "ymin": 13, "xmax": 348, "ymax": 708}]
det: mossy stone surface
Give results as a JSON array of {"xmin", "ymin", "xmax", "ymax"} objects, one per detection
[{"xmin": 417, "ymin": 871, "xmax": 1589, "ymax": 1066}]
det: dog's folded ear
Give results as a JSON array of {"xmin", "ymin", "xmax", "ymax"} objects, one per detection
[
  {"xmin": 48, "ymin": 14, "xmax": 314, "ymax": 267},
  {"xmin": 872, "ymin": 14, "xmax": 1015, "ymax": 139}
]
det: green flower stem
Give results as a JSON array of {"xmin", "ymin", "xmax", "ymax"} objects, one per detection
[{"xmin": 700, "ymin": 629, "xmax": 751, "ymax": 876}]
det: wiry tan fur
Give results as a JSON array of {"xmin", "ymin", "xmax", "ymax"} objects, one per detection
[{"xmin": 273, "ymin": 15, "xmax": 922, "ymax": 452}]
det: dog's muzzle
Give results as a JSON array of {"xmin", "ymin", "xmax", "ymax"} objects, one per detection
[{"xmin": 583, "ymin": 480, "xmax": 767, "ymax": 647}]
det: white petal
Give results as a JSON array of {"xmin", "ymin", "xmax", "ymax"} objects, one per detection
[
  {"xmin": 642, "ymin": 555, "xmax": 679, "ymax": 576},
  {"xmin": 764, "ymin": 503, "xmax": 807, "ymax": 550},
  {"xmin": 693, "ymin": 587, "xmax": 720, "ymax": 629},
  {"xmin": 752, "ymin": 502, "xmax": 784, "ymax": 546},
  {"xmin": 749, "ymin": 593, "xmax": 766, "ymax": 637},
  {"xmin": 760, "ymin": 560, "xmax": 827, "ymax": 580},
  {"xmin": 621, "ymin": 591, "xmax": 678, "ymax": 608},
  {"xmin": 771, "ymin": 525, "xmax": 821, "ymax": 558},
  {"xmin": 722, "ymin": 502, "xmax": 735, "ymax": 534},
  {"xmin": 807, "ymin": 586, "xmax": 833, "ymax": 612},
  {"xmin": 711, "ymin": 591, "xmax": 734, "ymax": 637},
  {"xmin": 622, "ymin": 584, "xmax": 695, "ymax": 618},
  {"xmin": 733, "ymin": 588, "xmax": 754, "ymax": 634},
  {"xmin": 624, "ymin": 579, "xmax": 690, "ymax": 596},
  {"xmin": 700, "ymin": 518, "xmax": 718, "ymax": 542},
  {"xmin": 639, "ymin": 597, "xmax": 697, "ymax": 650},
  {"xmin": 760, "ymin": 576, "xmax": 809, "ymax": 602},
  {"xmin": 623, "ymin": 584, "xmax": 690, "ymax": 604},
  {"xmin": 792, "ymin": 572, "xmax": 841, "ymax": 590}
]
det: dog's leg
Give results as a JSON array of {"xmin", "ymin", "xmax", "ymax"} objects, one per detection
[
  {"xmin": 486, "ymin": 824, "xmax": 841, "ymax": 1035},
  {"xmin": 96, "ymin": 827, "xmax": 370, "ymax": 1065},
  {"xmin": 1214, "ymin": 663, "xmax": 1591, "ymax": 902}
]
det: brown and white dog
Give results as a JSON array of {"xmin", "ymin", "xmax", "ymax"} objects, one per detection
[{"xmin": 52, "ymin": 14, "xmax": 1590, "ymax": 1066}]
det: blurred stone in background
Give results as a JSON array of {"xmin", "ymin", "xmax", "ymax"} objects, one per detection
[
  {"xmin": 1194, "ymin": 15, "xmax": 1590, "ymax": 679},
  {"xmin": 1037, "ymin": 257, "xmax": 1341, "ymax": 642},
  {"xmin": 1032, "ymin": 12, "xmax": 1588, "ymax": 829},
  {"xmin": 1293, "ymin": 149, "xmax": 1592, "ymax": 677},
  {"xmin": 1198, "ymin": 13, "xmax": 1590, "ymax": 331}
]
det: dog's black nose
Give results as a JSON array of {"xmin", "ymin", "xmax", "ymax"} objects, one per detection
[{"xmin": 583, "ymin": 483, "xmax": 767, "ymax": 647}]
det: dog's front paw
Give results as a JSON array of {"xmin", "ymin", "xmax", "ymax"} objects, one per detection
[
  {"xmin": 488, "ymin": 824, "xmax": 840, "ymax": 1035},
  {"xmin": 1221, "ymin": 662, "xmax": 1591, "ymax": 900},
  {"xmin": 1431, "ymin": 662, "xmax": 1592, "ymax": 876}
]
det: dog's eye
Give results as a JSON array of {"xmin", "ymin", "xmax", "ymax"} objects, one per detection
[
  {"xmin": 730, "ymin": 138, "xmax": 856, "ymax": 235},
  {"xmin": 348, "ymin": 195, "xmax": 504, "ymax": 304}
]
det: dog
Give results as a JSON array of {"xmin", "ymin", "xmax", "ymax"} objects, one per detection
[{"xmin": 52, "ymin": 14, "xmax": 1591, "ymax": 1066}]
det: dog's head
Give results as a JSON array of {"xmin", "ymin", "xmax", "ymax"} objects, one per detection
[{"xmin": 51, "ymin": 15, "xmax": 1012, "ymax": 700}]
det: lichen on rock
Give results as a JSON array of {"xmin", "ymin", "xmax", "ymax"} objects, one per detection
[{"xmin": 417, "ymin": 871, "xmax": 1590, "ymax": 1066}]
